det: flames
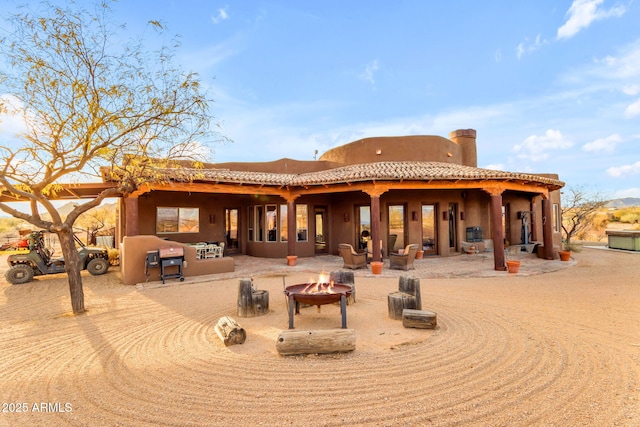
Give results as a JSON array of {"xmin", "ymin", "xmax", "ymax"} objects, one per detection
[{"xmin": 300, "ymin": 273, "xmax": 335, "ymax": 294}]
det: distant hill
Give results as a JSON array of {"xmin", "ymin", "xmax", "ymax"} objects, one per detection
[{"xmin": 606, "ymin": 198, "xmax": 640, "ymax": 208}]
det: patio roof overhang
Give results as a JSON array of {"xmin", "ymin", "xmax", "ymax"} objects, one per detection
[
  {"xmin": 127, "ymin": 161, "xmax": 564, "ymax": 199},
  {"xmin": 0, "ymin": 161, "xmax": 564, "ymax": 203}
]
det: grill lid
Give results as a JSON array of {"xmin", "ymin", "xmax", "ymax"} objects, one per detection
[{"xmin": 159, "ymin": 246, "xmax": 184, "ymax": 258}]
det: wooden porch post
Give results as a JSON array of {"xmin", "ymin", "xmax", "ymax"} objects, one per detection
[
  {"xmin": 124, "ymin": 196, "xmax": 139, "ymax": 237},
  {"xmin": 488, "ymin": 190, "xmax": 506, "ymax": 271},
  {"xmin": 365, "ymin": 187, "xmax": 387, "ymax": 263},
  {"xmin": 541, "ymin": 198, "xmax": 554, "ymax": 260},
  {"xmin": 287, "ymin": 198, "xmax": 297, "ymax": 256}
]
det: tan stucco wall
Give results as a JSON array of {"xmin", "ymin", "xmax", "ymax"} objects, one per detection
[
  {"xmin": 120, "ymin": 235, "xmax": 234, "ymax": 285},
  {"xmin": 318, "ymin": 134, "xmax": 476, "ymax": 166}
]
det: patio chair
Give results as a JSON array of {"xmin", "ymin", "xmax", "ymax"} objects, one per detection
[
  {"xmin": 338, "ymin": 243, "xmax": 367, "ymax": 270},
  {"xmin": 367, "ymin": 239, "xmax": 383, "ymax": 261},
  {"xmin": 460, "ymin": 241, "xmax": 480, "ymax": 260},
  {"xmin": 389, "ymin": 244, "xmax": 419, "ymax": 270}
]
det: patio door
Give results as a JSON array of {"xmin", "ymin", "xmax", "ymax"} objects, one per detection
[
  {"xmin": 421, "ymin": 204, "xmax": 437, "ymax": 255},
  {"xmin": 448, "ymin": 203, "xmax": 458, "ymax": 250},
  {"xmin": 224, "ymin": 208, "xmax": 240, "ymax": 253},
  {"xmin": 315, "ymin": 206, "xmax": 328, "ymax": 253},
  {"xmin": 388, "ymin": 204, "xmax": 406, "ymax": 254}
]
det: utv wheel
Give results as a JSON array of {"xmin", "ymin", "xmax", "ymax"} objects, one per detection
[
  {"xmin": 87, "ymin": 258, "xmax": 109, "ymax": 276},
  {"xmin": 5, "ymin": 265, "xmax": 35, "ymax": 285}
]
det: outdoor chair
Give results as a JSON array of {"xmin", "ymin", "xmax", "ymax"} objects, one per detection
[
  {"xmin": 460, "ymin": 241, "xmax": 481, "ymax": 260},
  {"xmin": 338, "ymin": 243, "xmax": 367, "ymax": 270},
  {"xmin": 367, "ymin": 239, "xmax": 383, "ymax": 261},
  {"xmin": 389, "ymin": 244, "xmax": 419, "ymax": 270}
]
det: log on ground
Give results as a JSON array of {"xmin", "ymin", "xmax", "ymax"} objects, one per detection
[
  {"xmin": 214, "ymin": 316, "xmax": 247, "ymax": 346},
  {"xmin": 276, "ymin": 329, "xmax": 356, "ymax": 356},
  {"xmin": 402, "ymin": 309, "xmax": 437, "ymax": 329}
]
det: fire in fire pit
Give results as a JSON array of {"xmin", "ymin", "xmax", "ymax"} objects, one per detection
[{"xmin": 284, "ymin": 273, "xmax": 353, "ymax": 329}]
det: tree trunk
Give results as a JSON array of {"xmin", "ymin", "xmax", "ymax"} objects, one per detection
[
  {"xmin": 57, "ymin": 230, "xmax": 85, "ymax": 314},
  {"xmin": 276, "ymin": 329, "xmax": 356, "ymax": 356}
]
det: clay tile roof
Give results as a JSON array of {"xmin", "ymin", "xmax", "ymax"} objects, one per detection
[{"xmin": 160, "ymin": 161, "xmax": 564, "ymax": 189}]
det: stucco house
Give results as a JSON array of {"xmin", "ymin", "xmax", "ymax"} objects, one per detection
[{"xmin": 114, "ymin": 128, "xmax": 564, "ymax": 283}]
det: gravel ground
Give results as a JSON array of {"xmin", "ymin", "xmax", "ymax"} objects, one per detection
[{"xmin": 0, "ymin": 248, "xmax": 639, "ymax": 426}]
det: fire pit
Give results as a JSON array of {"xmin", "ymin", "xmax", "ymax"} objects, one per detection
[{"xmin": 284, "ymin": 277, "xmax": 353, "ymax": 329}]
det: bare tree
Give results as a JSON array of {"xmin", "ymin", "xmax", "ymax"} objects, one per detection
[
  {"xmin": 561, "ymin": 187, "xmax": 609, "ymax": 248},
  {"xmin": 0, "ymin": 1, "xmax": 221, "ymax": 314}
]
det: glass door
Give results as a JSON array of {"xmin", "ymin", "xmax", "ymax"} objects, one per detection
[
  {"xmin": 224, "ymin": 208, "xmax": 239, "ymax": 253},
  {"xmin": 388, "ymin": 204, "xmax": 406, "ymax": 254},
  {"xmin": 314, "ymin": 206, "xmax": 328, "ymax": 253},
  {"xmin": 421, "ymin": 204, "xmax": 437, "ymax": 255},
  {"xmin": 356, "ymin": 205, "xmax": 371, "ymax": 250},
  {"xmin": 448, "ymin": 203, "xmax": 458, "ymax": 250}
]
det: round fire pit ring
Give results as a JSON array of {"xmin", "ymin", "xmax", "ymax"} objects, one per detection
[{"xmin": 284, "ymin": 283, "xmax": 353, "ymax": 329}]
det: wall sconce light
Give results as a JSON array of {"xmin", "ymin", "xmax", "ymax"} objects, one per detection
[
  {"xmin": 442, "ymin": 211, "xmax": 449, "ymax": 220},
  {"xmin": 344, "ymin": 213, "xmax": 349, "ymax": 222},
  {"xmin": 411, "ymin": 211, "xmax": 418, "ymax": 221},
  {"xmin": 209, "ymin": 214, "xmax": 215, "ymax": 224},
  {"xmin": 460, "ymin": 212, "xmax": 465, "ymax": 221},
  {"xmin": 376, "ymin": 149, "xmax": 382, "ymax": 155},
  {"xmin": 447, "ymin": 152, "xmax": 452, "ymax": 157}
]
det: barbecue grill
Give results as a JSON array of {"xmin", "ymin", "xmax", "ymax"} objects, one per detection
[{"xmin": 158, "ymin": 246, "xmax": 185, "ymax": 284}]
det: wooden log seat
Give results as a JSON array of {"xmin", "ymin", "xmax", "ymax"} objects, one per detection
[
  {"xmin": 402, "ymin": 309, "xmax": 437, "ymax": 329},
  {"xmin": 330, "ymin": 270, "xmax": 356, "ymax": 304},
  {"xmin": 214, "ymin": 316, "xmax": 246, "ymax": 346},
  {"xmin": 387, "ymin": 276, "xmax": 422, "ymax": 320},
  {"xmin": 237, "ymin": 278, "xmax": 270, "ymax": 317},
  {"xmin": 276, "ymin": 329, "xmax": 356, "ymax": 356}
]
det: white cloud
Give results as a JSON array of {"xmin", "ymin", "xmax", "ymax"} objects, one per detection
[
  {"xmin": 211, "ymin": 7, "xmax": 229, "ymax": 24},
  {"xmin": 607, "ymin": 161, "xmax": 640, "ymax": 177},
  {"xmin": 622, "ymin": 84, "xmax": 640, "ymax": 95},
  {"xmin": 358, "ymin": 60, "xmax": 379, "ymax": 86},
  {"xmin": 0, "ymin": 94, "xmax": 28, "ymax": 137},
  {"xmin": 582, "ymin": 133, "xmax": 622, "ymax": 152},
  {"xmin": 624, "ymin": 98, "xmax": 640, "ymax": 118},
  {"xmin": 557, "ymin": 0, "xmax": 626, "ymax": 40},
  {"xmin": 494, "ymin": 49, "xmax": 502, "ymax": 63},
  {"xmin": 516, "ymin": 34, "xmax": 546, "ymax": 60},
  {"xmin": 614, "ymin": 187, "xmax": 640, "ymax": 198},
  {"xmin": 483, "ymin": 163, "xmax": 505, "ymax": 171},
  {"xmin": 514, "ymin": 129, "xmax": 573, "ymax": 161}
]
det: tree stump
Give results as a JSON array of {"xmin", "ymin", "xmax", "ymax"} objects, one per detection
[
  {"xmin": 237, "ymin": 278, "xmax": 269, "ymax": 317},
  {"xmin": 402, "ymin": 309, "xmax": 437, "ymax": 329},
  {"xmin": 388, "ymin": 276, "xmax": 422, "ymax": 320},
  {"xmin": 398, "ymin": 276, "xmax": 421, "ymax": 310},
  {"xmin": 252, "ymin": 290, "xmax": 269, "ymax": 316},
  {"xmin": 330, "ymin": 270, "xmax": 355, "ymax": 304},
  {"xmin": 214, "ymin": 316, "xmax": 246, "ymax": 346},
  {"xmin": 276, "ymin": 329, "xmax": 356, "ymax": 356},
  {"xmin": 387, "ymin": 292, "xmax": 418, "ymax": 320}
]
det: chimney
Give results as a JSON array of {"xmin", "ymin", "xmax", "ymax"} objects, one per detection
[{"xmin": 449, "ymin": 129, "xmax": 477, "ymax": 167}]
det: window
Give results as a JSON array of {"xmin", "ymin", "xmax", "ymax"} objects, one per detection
[
  {"xmin": 296, "ymin": 204, "xmax": 308, "ymax": 241},
  {"xmin": 156, "ymin": 207, "xmax": 199, "ymax": 233},
  {"xmin": 280, "ymin": 205, "xmax": 288, "ymax": 242},
  {"xmin": 248, "ymin": 206, "xmax": 254, "ymax": 241},
  {"xmin": 553, "ymin": 203, "xmax": 560, "ymax": 233},
  {"xmin": 266, "ymin": 205, "xmax": 277, "ymax": 242},
  {"xmin": 255, "ymin": 206, "xmax": 264, "ymax": 242}
]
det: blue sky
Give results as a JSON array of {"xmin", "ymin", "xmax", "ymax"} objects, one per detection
[{"xmin": 2, "ymin": 0, "xmax": 640, "ymax": 200}]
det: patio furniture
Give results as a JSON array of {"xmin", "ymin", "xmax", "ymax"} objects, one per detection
[
  {"xmin": 338, "ymin": 243, "xmax": 367, "ymax": 270},
  {"xmin": 204, "ymin": 242, "xmax": 225, "ymax": 259},
  {"xmin": 389, "ymin": 244, "xmax": 419, "ymax": 270},
  {"xmin": 460, "ymin": 241, "xmax": 480, "ymax": 260},
  {"xmin": 367, "ymin": 239, "xmax": 383, "ymax": 261}
]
